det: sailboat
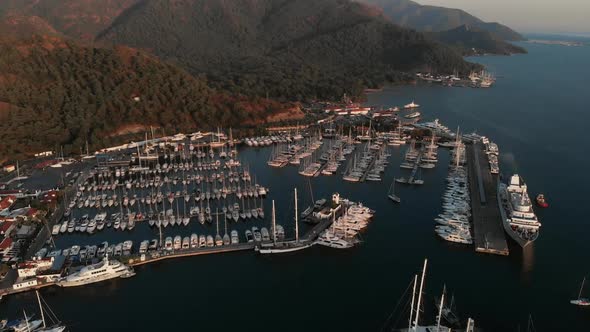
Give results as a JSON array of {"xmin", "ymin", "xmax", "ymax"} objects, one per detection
[
  {"xmin": 399, "ymin": 259, "xmax": 452, "ymax": 332},
  {"xmin": 257, "ymin": 188, "xmax": 314, "ymax": 254},
  {"xmin": 388, "ymin": 178, "xmax": 401, "ymax": 203},
  {"xmin": 571, "ymin": 277, "xmax": 590, "ymax": 306},
  {"xmin": 35, "ymin": 290, "xmax": 67, "ymax": 332},
  {"xmin": 434, "ymin": 286, "xmax": 460, "ymax": 327}
]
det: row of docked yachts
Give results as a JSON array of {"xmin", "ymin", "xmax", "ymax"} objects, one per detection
[
  {"xmin": 36, "ymin": 240, "xmax": 135, "ymax": 261},
  {"xmin": 45, "ymin": 224, "xmax": 280, "ymax": 261},
  {"xmin": 342, "ymin": 142, "xmax": 390, "ymax": 182},
  {"xmin": 156, "ymin": 225, "xmax": 286, "ymax": 252},
  {"xmin": 483, "ymin": 137, "xmax": 500, "ymax": 174},
  {"xmin": 316, "ymin": 199, "xmax": 375, "ymax": 249},
  {"xmin": 74, "ymin": 169, "xmax": 267, "ymax": 209},
  {"xmin": 435, "ymin": 166, "xmax": 473, "ymax": 245},
  {"xmin": 244, "ymin": 135, "xmax": 297, "ymax": 147},
  {"xmin": 319, "ymin": 138, "xmax": 356, "ymax": 176}
]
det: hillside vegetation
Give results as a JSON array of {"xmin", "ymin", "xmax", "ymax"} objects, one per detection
[
  {"xmin": 427, "ymin": 25, "xmax": 526, "ymax": 56},
  {"xmin": 0, "ymin": 36, "xmax": 292, "ymax": 161},
  {"xmin": 357, "ymin": 0, "xmax": 524, "ymax": 41},
  {"xmin": 0, "ymin": 0, "xmax": 141, "ymax": 40},
  {"xmin": 96, "ymin": 0, "xmax": 476, "ymax": 100}
]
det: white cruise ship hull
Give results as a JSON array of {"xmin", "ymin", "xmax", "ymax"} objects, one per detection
[{"xmin": 497, "ymin": 183, "xmax": 534, "ymax": 248}]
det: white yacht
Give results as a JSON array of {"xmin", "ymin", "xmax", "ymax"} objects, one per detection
[
  {"xmin": 498, "ymin": 174, "xmax": 541, "ymax": 247},
  {"xmin": 315, "ymin": 230, "xmax": 354, "ymax": 249},
  {"xmin": 230, "ymin": 230, "xmax": 239, "ymax": 244},
  {"xmin": 59, "ymin": 256, "xmax": 135, "ymax": 287},
  {"xmin": 405, "ymin": 111, "xmax": 421, "ymax": 119},
  {"xmin": 403, "ymin": 101, "xmax": 420, "ymax": 109},
  {"xmin": 435, "ymin": 227, "xmax": 473, "ymax": 245}
]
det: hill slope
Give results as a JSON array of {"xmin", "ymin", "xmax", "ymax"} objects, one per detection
[
  {"xmin": 428, "ymin": 25, "xmax": 526, "ymax": 56},
  {"xmin": 96, "ymin": 0, "xmax": 476, "ymax": 100},
  {"xmin": 0, "ymin": 35, "xmax": 294, "ymax": 161},
  {"xmin": 0, "ymin": 0, "xmax": 141, "ymax": 40},
  {"xmin": 357, "ymin": 0, "xmax": 524, "ymax": 41}
]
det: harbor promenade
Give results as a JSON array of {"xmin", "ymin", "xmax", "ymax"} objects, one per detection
[{"xmin": 466, "ymin": 142, "xmax": 509, "ymax": 256}]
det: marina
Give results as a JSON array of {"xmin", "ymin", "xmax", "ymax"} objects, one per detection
[{"xmin": 1, "ymin": 40, "xmax": 589, "ymax": 331}]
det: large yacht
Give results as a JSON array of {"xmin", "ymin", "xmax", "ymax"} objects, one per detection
[
  {"xmin": 315, "ymin": 230, "xmax": 354, "ymax": 249},
  {"xmin": 403, "ymin": 101, "xmax": 420, "ymax": 109},
  {"xmin": 498, "ymin": 174, "xmax": 541, "ymax": 247},
  {"xmin": 58, "ymin": 256, "xmax": 135, "ymax": 287}
]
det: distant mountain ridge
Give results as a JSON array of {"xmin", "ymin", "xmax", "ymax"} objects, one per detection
[
  {"xmin": 0, "ymin": 0, "xmax": 141, "ymax": 40},
  {"xmin": 427, "ymin": 24, "xmax": 526, "ymax": 56},
  {"xmin": 357, "ymin": 0, "xmax": 524, "ymax": 41},
  {"xmin": 0, "ymin": 0, "xmax": 484, "ymax": 160},
  {"xmin": 95, "ymin": 0, "xmax": 477, "ymax": 100}
]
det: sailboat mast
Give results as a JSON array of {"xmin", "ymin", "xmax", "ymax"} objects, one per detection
[
  {"xmin": 408, "ymin": 274, "xmax": 418, "ymax": 330},
  {"xmin": 436, "ymin": 289, "xmax": 445, "ymax": 332},
  {"xmin": 23, "ymin": 310, "xmax": 31, "ymax": 332},
  {"xmin": 413, "ymin": 259, "xmax": 428, "ymax": 329},
  {"xmin": 158, "ymin": 215, "xmax": 163, "ymax": 249},
  {"xmin": 294, "ymin": 187, "xmax": 299, "ymax": 242},
  {"xmin": 272, "ymin": 200, "xmax": 277, "ymax": 244},
  {"xmin": 579, "ymin": 277, "xmax": 586, "ymax": 299},
  {"xmin": 216, "ymin": 208, "xmax": 219, "ymax": 236},
  {"xmin": 36, "ymin": 290, "xmax": 46, "ymax": 328}
]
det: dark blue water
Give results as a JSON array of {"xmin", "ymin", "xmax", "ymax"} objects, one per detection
[{"xmin": 2, "ymin": 39, "xmax": 590, "ymax": 331}]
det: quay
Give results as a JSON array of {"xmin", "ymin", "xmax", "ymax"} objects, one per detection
[
  {"xmin": 407, "ymin": 148, "xmax": 424, "ymax": 184},
  {"xmin": 125, "ymin": 243, "xmax": 256, "ymax": 267},
  {"xmin": 0, "ymin": 212, "xmax": 335, "ymax": 298},
  {"xmin": 466, "ymin": 142, "xmax": 509, "ymax": 255}
]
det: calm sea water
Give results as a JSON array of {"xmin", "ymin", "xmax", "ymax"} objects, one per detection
[{"xmin": 2, "ymin": 38, "xmax": 590, "ymax": 331}]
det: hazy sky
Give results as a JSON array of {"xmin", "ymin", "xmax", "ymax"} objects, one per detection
[{"xmin": 416, "ymin": 0, "xmax": 590, "ymax": 34}]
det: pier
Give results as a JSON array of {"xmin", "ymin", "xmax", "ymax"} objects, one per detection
[
  {"xmin": 407, "ymin": 148, "xmax": 424, "ymax": 184},
  {"xmin": 466, "ymin": 142, "xmax": 509, "ymax": 256},
  {"xmin": 0, "ymin": 213, "xmax": 335, "ymax": 298},
  {"xmin": 359, "ymin": 157, "xmax": 377, "ymax": 182},
  {"xmin": 125, "ymin": 243, "xmax": 256, "ymax": 267}
]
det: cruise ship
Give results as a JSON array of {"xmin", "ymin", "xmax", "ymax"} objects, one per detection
[
  {"xmin": 498, "ymin": 174, "xmax": 541, "ymax": 247},
  {"xmin": 58, "ymin": 256, "xmax": 135, "ymax": 287}
]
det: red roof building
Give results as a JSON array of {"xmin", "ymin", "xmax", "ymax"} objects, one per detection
[
  {"xmin": 0, "ymin": 237, "xmax": 13, "ymax": 250},
  {"xmin": 0, "ymin": 195, "xmax": 16, "ymax": 210},
  {"xmin": 26, "ymin": 208, "xmax": 39, "ymax": 218},
  {"xmin": 0, "ymin": 221, "xmax": 13, "ymax": 235}
]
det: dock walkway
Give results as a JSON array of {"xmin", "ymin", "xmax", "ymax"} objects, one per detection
[
  {"xmin": 0, "ymin": 213, "xmax": 335, "ymax": 297},
  {"xmin": 359, "ymin": 155, "xmax": 377, "ymax": 182},
  {"xmin": 467, "ymin": 142, "xmax": 509, "ymax": 256}
]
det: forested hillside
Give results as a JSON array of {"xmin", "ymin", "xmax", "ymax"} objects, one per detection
[
  {"xmin": 427, "ymin": 25, "xmax": 526, "ymax": 56},
  {"xmin": 358, "ymin": 0, "xmax": 524, "ymax": 41},
  {"xmin": 97, "ymin": 0, "xmax": 476, "ymax": 100},
  {"xmin": 0, "ymin": 0, "xmax": 140, "ymax": 40},
  {"xmin": 0, "ymin": 35, "xmax": 293, "ymax": 160}
]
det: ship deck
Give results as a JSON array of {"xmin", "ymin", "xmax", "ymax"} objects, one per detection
[{"xmin": 466, "ymin": 142, "xmax": 509, "ymax": 256}]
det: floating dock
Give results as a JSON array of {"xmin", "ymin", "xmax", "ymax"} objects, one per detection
[{"xmin": 466, "ymin": 142, "xmax": 509, "ymax": 256}]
